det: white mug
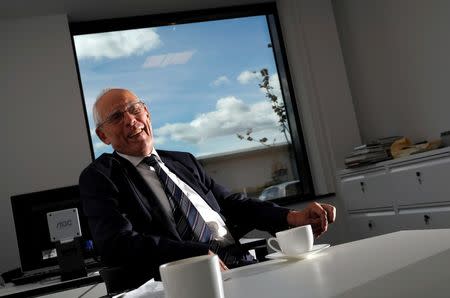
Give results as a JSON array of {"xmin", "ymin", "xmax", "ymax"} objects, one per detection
[
  {"xmin": 159, "ymin": 255, "xmax": 224, "ymax": 298},
  {"xmin": 267, "ymin": 225, "xmax": 313, "ymax": 255}
]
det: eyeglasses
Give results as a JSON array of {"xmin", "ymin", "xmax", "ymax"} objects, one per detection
[{"xmin": 97, "ymin": 101, "xmax": 146, "ymax": 128}]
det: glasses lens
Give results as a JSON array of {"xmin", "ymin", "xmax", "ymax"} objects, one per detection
[
  {"xmin": 108, "ymin": 111, "xmax": 123, "ymax": 124},
  {"xmin": 100, "ymin": 101, "xmax": 144, "ymax": 127},
  {"xmin": 129, "ymin": 102, "xmax": 143, "ymax": 115}
]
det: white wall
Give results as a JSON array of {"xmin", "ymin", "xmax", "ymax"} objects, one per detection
[
  {"xmin": 277, "ymin": 0, "xmax": 361, "ymax": 193},
  {"xmin": 334, "ymin": 0, "xmax": 450, "ymax": 144},
  {"xmin": 0, "ymin": 0, "xmax": 357, "ymax": 272},
  {"xmin": 0, "ymin": 14, "xmax": 92, "ymax": 272}
]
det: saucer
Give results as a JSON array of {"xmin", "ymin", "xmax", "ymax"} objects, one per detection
[{"xmin": 265, "ymin": 244, "xmax": 330, "ymax": 260}]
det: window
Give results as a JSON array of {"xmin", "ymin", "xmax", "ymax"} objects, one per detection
[{"xmin": 71, "ymin": 4, "xmax": 314, "ymax": 203}]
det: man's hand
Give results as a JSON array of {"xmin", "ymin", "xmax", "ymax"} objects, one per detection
[
  {"xmin": 208, "ymin": 250, "xmax": 228, "ymax": 272},
  {"xmin": 287, "ymin": 203, "xmax": 336, "ymax": 238}
]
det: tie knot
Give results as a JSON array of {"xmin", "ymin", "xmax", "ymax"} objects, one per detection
[{"xmin": 142, "ymin": 155, "xmax": 158, "ymax": 167}]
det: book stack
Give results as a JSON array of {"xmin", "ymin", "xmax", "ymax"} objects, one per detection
[
  {"xmin": 345, "ymin": 136, "xmax": 401, "ymax": 168},
  {"xmin": 377, "ymin": 136, "xmax": 403, "ymax": 151},
  {"xmin": 345, "ymin": 145, "xmax": 389, "ymax": 168}
]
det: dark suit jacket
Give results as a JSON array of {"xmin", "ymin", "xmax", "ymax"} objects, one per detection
[{"xmin": 79, "ymin": 150, "xmax": 290, "ymax": 280}]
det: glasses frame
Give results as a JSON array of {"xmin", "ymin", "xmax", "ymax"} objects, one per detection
[{"xmin": 96, "ymin": 101, "xmax": 146, "ymax": 129}]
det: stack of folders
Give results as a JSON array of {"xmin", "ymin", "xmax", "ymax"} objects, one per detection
[
  {"xmin": 344, "ymin": 145, "xmax": 389, "ymax": 168},
  {"xmin": 344, "ymin": 137, "xmax": 401, "ymax": 168},
  {"xmin": 377, "ymin": 136, "xmax": 404, "ymax": 149}
]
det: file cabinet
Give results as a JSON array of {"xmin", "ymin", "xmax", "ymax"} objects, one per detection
[{"xmin": 338, "ymin": 147, "xmax": 450, "ymax": 241}]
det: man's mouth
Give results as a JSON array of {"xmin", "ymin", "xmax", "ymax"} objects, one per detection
[{"xmin": 128, "ymin": 127, "xmax": 145, "ymax": 138}]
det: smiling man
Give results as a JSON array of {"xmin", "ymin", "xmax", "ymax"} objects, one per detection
[
  {"xmin": 79, "ymin": 88, "xmax": 336, "ymax": 283},
  {"xmin": 94, "ymin": 89, "xmax": 154, "ymax": 156}
]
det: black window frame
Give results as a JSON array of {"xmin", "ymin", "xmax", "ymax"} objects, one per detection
[{"xmin": 69, "ymin": 3, "xmax": 315, "ymax": 204}]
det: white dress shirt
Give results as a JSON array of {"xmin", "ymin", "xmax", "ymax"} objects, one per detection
[{"xmin": 118, "ymin": 149, "xmax": 235, "ymax": 245}]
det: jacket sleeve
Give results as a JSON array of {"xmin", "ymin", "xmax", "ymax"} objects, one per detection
[
  {"xmin": 79, "ymin": 162, "xmax": 209, "ymax": 278},
  {"xmin": 186, "ymin": 153, "xmax": 291, "ymax": 237}
]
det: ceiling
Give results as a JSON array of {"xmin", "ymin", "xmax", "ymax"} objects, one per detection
[{"xmin": 0, "ymin": 0, "xmax": 271, "ymax": 22}]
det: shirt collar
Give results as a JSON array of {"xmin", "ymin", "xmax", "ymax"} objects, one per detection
[{"xmin": 117, "ymin": 148, "xmax": 161, "ymax": 167}]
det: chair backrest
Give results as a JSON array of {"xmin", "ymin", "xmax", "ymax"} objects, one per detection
[{"xmin": 239, "ymin": 238, "xmax": 269, "ymax": 261}]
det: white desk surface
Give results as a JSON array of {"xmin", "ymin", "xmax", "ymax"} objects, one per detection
[
  {"xmin": 3, "ymin": 229, "xmax": 449, "ymax": 298},
  {"xmin": 223, "ymin": 229, "xmax": 450, "ymax": 298}
]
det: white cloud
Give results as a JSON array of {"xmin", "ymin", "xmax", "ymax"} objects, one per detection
[
  {"xmin": 94, "ymin": 141, "xmax": 109, "ymax": 150},
  {"xmin": 152, "ymin": 135, "xmax": 167, "ymax": 146},
  {"xmin": 212, "ymin": 76, "xmax": 230, "ymax": 86},
  {"xmin": 155, "ymin": 96, "xmax": 278, "ymax": 144},
  {"xmin": 237, "ymin": 70, "xmax": 261, "ymax": 84},
  {"xmin": 142, "ymin": 50, "xmax": 195, "ymax": 68},
  {"xmin": 74, "ymin": 28, "xmax": 161, "ymax": 60}
]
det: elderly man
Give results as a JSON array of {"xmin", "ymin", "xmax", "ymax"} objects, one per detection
[{"xmin": 79, "ymin": 88, "xmax": 336, "ymax": 282}]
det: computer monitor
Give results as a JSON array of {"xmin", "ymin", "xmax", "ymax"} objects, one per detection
[{"xmin": 11, "ymin": 185, "xmax": 98, "ymax": 272}]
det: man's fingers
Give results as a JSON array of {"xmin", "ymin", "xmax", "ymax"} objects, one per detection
[
  {"xmin": 288, "ymin": 203, "xmax": 335, "ymax": 235},
  {"xmin": 321, "ymin": 211, "xmax": 328, "ymax": 231},
  {"xmin": 312, "ymin": 227, "xmax": 324, "ymax": 238},
  {"xmin": 208, "ymin": 250, "xmax": 229, "ymax": 272},
  {"xmin": 321, "ymin": 204, "xmax": 336, "ymax": 223},
  {"xmin": 219, "ymin": 260, "xmax": 229, "ymax": 271},
  {"xmin": 310, "ymin": 218, "xmax": 325, "ymax": 237},
  {"xmin": 310, "ymin": 203, "xmax": 328, "ymax": 232}
]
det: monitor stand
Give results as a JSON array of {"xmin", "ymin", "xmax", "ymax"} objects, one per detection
[
  {"xmin": 56, "ymin": 238, "xmax": 87, "ymax": 281},
  {"xmin": 47, "ymin": 208, "xmax": 87, "ymax": 281}
]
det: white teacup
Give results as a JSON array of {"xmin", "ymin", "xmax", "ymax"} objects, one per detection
[
  {"xmin": 159, "ymin": 255, "xmax": 224, "ymax": 298},
  {"xmin": 267, "ymin": 225, "xmax": 314, "ymax": 256}
]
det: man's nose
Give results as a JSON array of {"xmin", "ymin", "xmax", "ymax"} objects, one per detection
[{"xmin": 123, "ymin": 110, "xmax": 137, "ymax": 126}]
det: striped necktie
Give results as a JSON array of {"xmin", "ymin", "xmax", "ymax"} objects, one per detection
[{"xmin": 142, "ymin": 155, "xmax": 212, "ymax": 243}]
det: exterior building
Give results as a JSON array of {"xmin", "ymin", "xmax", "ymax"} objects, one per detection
[{"xmin": 198, "ymin": 143, "xmax": 296, "ymax": 197}]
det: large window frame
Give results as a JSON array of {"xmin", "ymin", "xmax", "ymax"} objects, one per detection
[{"xmin": 70, "ymin": 3, "xmax": 315, "ymax": 204}]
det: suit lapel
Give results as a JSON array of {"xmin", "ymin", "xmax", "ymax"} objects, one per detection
[{"xmin": 113, "ymin": 152, "xmax": 181, "ymax": 240}]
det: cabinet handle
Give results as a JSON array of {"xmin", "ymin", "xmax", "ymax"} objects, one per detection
[
  {"xmin": 416, "ymin": 171, "xmax": 422, "ymax": 184},
  {"xmin": 360, "ymin": 181, "xmax": 365, "ymax": 193},
  {"xmin": 368, "ymin": 220, "xmax": 373, "ymax": 229},
  {"xmin": 424, "ymin": 214, "xmax": 430, "ymax": 225}
]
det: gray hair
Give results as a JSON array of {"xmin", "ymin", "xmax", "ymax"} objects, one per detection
[{"xmin": 93, "ymin": 88, "xmax": 114, "ymax": 128}]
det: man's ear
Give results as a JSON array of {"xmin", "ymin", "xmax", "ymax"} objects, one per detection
[{"xmin": 96, "ymin": 128, "xmax": 111, "ymax": 145}]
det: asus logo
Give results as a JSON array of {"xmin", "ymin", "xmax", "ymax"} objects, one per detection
[{"xmin": 56, "ymin": 220, "xmax": 72, "ymax": 229}]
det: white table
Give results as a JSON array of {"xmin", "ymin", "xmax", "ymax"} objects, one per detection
[
  {"xmin": 223, "ymin": 229, "xmax": 450, "ymax": 298},
  {"xmin": 29, "ymin": 229, "xmax": 446, "ymax": 298}
]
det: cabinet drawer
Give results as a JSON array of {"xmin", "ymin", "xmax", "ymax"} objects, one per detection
[
  {"xmin": 391, "ymin": 157, "xmax": 450, "ymax": 206},
  {"xmin": 397, "ymin": 206, "xmax": 450, "ymax": 230},
  {"xmin": 346, "ymin": 213, "xmax": 398, "ymax": 241},
  {"xmin": 340, "ymin": 170, "xmax": 393, "ymax": 211}
]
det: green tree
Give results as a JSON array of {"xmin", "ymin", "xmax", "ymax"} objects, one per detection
[{"xmin": 236, "ymin": 68, "xmax": 291, "ymax": 146}]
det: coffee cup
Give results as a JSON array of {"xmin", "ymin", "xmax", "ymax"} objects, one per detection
[
  {"xmin": 267, "ymin": 225, "xmax": 313, "ymax": 255},
  {"xmin": 159, "ymin": 255, "xmax": 224, "ymax": 298}
]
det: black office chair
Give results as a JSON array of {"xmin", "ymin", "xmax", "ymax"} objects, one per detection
[
  {"xmin": 100, "ymin": 238, "xmax": 268, "ymax": 296},
  {"xmin": 239, "ymin": 238, "xmax": 268, "ymax": 261},
  {"xmin": 100, "ymin": 266, "xmax": 151, "ymax": 296}
]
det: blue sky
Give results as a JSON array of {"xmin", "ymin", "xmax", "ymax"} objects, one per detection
[{"xmin": 74, "ymin": 16, "xmax": 290, "ymax": 158}]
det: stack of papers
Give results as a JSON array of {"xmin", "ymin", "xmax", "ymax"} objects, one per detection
[
  {"xmin": 344, "ymin": 136, "xmax": 403, "ymax": 168},
  {"xmin": 113, "ymin": 279, "xmax": 164, "ymax": 298},
  {"xmin": 344, "ymin": 145, "xmax": 390, "ymax": 168}
]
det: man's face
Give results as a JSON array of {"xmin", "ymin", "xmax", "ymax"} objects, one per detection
[{"xmin": 95, "ymin": 89, "xmax": 154, "ymax": 156}]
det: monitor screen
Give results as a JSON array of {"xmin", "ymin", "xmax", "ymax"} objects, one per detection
[{"xmin": 11, "ymin": 185, "xmax": 98, "ymax": 272}]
